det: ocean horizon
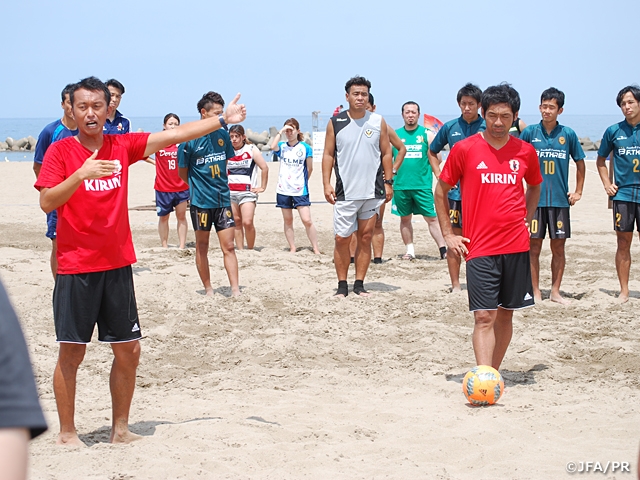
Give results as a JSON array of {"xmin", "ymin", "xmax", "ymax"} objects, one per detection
[{"xmin": 1, "ymin": 114, "xmax": 622, "ymax": 162}]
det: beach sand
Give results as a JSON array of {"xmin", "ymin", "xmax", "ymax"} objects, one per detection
[{"xmin": 1, "ymin": 160, "xmax": 639, "ymax": 479}]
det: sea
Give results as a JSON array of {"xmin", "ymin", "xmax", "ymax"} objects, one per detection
[{"xmin": 0, "ymin": 114, "xmax": 621, "ymax": 162}]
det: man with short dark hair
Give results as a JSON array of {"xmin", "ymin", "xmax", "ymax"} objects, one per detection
[
  {"xmin": 596, "ymin": 85, "xmax": 640, "ymax": 303},
  {"xmin": 428, "ymin": 83, "xmax": 485, "ymax": 292},
  {"xmin": 35, "ymin": 76, "xmax": 245, "ymax": 446},
  {"xmin": 33, "ymin": 84, "xmax": 78, "ymax": 278},
  {"xmin": 392, "ymin": 101, "xmax": 446, "ymax": 261},
  {"xmin": 521, "ymin": 87, "xmax": 585, "ymax": 304},
  {"xmin": 179, "ymin": 91, "xmax": 240, "ymax": 297},
  {"xmin": 322, "ymin": 76, "xmax": 393, "ymax": 296},
  {"xmin": 103, "ymin": 79, "xmax": 130, "ymax": 134},
  {"xmin": 435, "ymin": 83, "xmax": 542, "ymax": 371}
]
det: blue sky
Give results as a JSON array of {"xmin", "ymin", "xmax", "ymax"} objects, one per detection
[{"xmin": 2, "ymin": 0, "xmax": 636, "ymax": 119}]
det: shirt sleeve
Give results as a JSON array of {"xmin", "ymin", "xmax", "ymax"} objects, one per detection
[
  {"xmin": 597, "ymin": 126, "xmax": 614, "ymax": 158},
  {"xmin": 440, "ymin": 142, "xmax": 464, "ymax": 187},
  {"xmin": 568, "ymin": 130, "xmax": 586, "ymax": 161},
  {"xmin": 34, "ymin": 142, "xmax": 66, "ymax": 191},
  {"xmin": 124, "ymin": 132, "xmax": 150, "ymax": 164},
  {"xmin": 33, "ymin": 126, "xmax": 53, "ymax": 165},
  {"xmin": 520, "ymin": 126, "xmax": 533, "ymax": 144},
  {"xmin": 178, "ymin": 142, "xmax": 189, "ymax": 168},
  {"xmin": 304, "ymin": 142, "xmax": 313, "ymax": 159},
  {"xmin": 524, "ymin": 145, "xmax": 544, "ymax": 186},
  {"xmin": 0, "ymin": 281, "xmax": 47, "ymax": 439},
  {"xmin": 429, "ymin": 125, "xmax": 448, "ymax": 154}
]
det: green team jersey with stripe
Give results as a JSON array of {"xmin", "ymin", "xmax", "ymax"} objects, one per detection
[
  {"xmin": 178, "ymin": 129, "xmax": 234, "ymax": 209},
  {"xmin": 520, "ymin": 121, "xmax": 585, "ymax": 208},
  {"xmin": 393, "ymin": 125, "xmax": 433, "ymax": 190},
  {"xmin": 597, "ymin": 120, "xmax": 640, "ymax": 203}
]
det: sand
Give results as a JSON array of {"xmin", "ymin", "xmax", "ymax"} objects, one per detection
[{"xmin": 1, "ymin": 160, "xmax": 639, "ymax": 479}]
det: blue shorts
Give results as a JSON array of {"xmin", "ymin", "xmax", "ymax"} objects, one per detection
[
  {"xmin": 46, "ymin": 210, "xmax": 57, "ymax": 239},
  {"xmin": 276, "ymin": 193, "xmax": 311, "ymax": 209},
  {"xmin": 156, "ymin": 190, "xmax": 189, "ymax": 217}
]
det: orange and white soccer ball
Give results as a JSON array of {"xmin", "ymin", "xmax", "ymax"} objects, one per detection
[{"xmin": 462, "ymin": 365, "xmax": 504, "ymax": 406}]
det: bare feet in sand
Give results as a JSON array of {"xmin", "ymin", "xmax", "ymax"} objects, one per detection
[
  {"xmin": 205, "ymin": 287, "xmax": 214, "ymax": 296},
  {"xmin": 110, "ymin": 429, "xmax": 142, "ymax": 444},
  {"xmin": 618, "ymin": 291, "xmax": 630, "ymax": 304},
  {"xmin": 450, "ymin": 286, "xmax": 462, "ymax": 294},
  {"xmin": 56, "ymin": 432, "xmax": 86, "ymax": 447},
  {"xmin": 549, "ymin": 292, "xmax": 571, "ymax": 305}
]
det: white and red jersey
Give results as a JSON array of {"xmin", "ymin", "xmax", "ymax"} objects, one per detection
[
  {"xmin": 35, "ymin": 133, "xmax": 150, "ymax": 274},
  {"xmin": 227, "ymin": 144, "xmax": 258, "ymax": 191},
  {"xmin": 154, "ymin": 144, "xmax": 188, "ymax": 192},
  {"xmin": 440, "ymin": 133, "xmax": 542, "ymax": 260}
]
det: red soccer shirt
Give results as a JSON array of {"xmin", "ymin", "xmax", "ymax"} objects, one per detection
[
  {"xmin": 440, "ymin": 133, "xmax": 542, "ymax": 261},
  {"xmin": 35, "ymin": 133, "xmax": 150, "ymax": 274},
  {"xmin": 154, "ymin": 144, "xmax": 188, "ymax": 192}
]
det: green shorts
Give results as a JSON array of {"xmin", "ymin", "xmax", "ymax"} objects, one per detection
[{"xmin": 391, "ymin": 188, "xmax": 435, "ymax": 217}]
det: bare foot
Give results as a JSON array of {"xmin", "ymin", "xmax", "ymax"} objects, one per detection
[
  {"xmin": 549, "ymin": 292, "xmax": 571, "ymax": 305},
  {"xmin": 534, "ymin": 294, "xmax": 543, "ymax": 303},
  {"xmin": 110, "ymin": 429, "xmax": 142, "ymax": 444},
  {"xmin": 313, "ymin": 249, "xmax": 321, "ymax": 255},
  {"xmin": 450, "ymin": 285, "xmax": 462, "ymax": 293},
  {"xmin": 231, "ymin": 288, "xmax": 241, "ymax": 297},
  {"xmin": 289, "ymin": 248, "xmax": 296, "ymax": 253},
  {"xmin": 618, "ymin": 292, "xmax": 630, "ymax": 304},
  {"xmin": 354, "ymin": 291, "xmax": 371, "ymax": 297},
  {"xmin": 57, "ymin": 432, "xmax": 86, "ymax": 447},
  {"xmin": 205, "ymin": 287, "xmax": 214, "ymax": 296}
]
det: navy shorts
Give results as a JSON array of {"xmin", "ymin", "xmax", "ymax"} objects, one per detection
[
  {"xmin": 276, "ymin": 193, "xmax": 311, "ymax": 209},
  {"xmin": 448, "ymin": 199, "xmax": 462, "ymax": 229},
  {"xmin": 613, "ymin": 201, "xmax": 640, "ymax": 232},
  {"xmin": 190, "ymin": 205, "xmax": 235, "ymax": 232},
  {"xmin": 466, "ymin": 252, "xmax": 535, "ymax": 311},
  {"xmin": 156, "ymin": 189, "xmax": 189, "ymax": 217},
  {"xmin": 530, "ymin": 207, "xmax": 570, "ymax": 239},
  {"xmin": 46, "ymin": 210, "xmax": 57, "ymax": 239},
  {"xmin": 53, "ymin": 266, "xmax": 141, "ymax": 343}
]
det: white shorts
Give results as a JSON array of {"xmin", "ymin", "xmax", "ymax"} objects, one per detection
[
  {"xmin": 230, "ymin": 191, "xmax": 258, "ymax": 205},
  {"xmin": 333, "ymin": 198, "xmax": 384, "ymax": 238}
]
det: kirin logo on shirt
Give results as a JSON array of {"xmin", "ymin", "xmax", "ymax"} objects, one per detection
[
  {"xmin": 364, "ymin": 129, "xmax": 373, "ymax": 138},
  {"xmin": 84, "ymin": 159, "xmax": 123, "ymax": 192},
  {"xmin": 509, "ymin": 159, "xmax": 520, "ymax": 173}
]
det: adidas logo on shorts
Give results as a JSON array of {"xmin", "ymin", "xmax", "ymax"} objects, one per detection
[
  {"xmin": 524, "ymin": 293, "xmax": 532, "ymax": 301},
  {"xmin": 131, "ymin": 323, "xmax": 140, "ymax": 332}
]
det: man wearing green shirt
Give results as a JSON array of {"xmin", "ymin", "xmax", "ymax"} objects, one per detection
[{"xmin": 392, "ymin": 101, "xmax": 446, "ymax": 260}]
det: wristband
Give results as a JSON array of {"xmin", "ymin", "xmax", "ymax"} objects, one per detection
[{"xmin": 218, "ymin": 114, "xmax": 227, "ymax": 130}]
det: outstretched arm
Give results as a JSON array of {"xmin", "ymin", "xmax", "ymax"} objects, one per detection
[{"xmin": 143, "ymin": 93, "xmax": 246, "ymax": 158}]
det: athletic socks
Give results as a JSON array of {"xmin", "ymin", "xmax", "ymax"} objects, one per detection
[
  {"xmin": 406, "ymin": 244, "xmax": 415, "ymax": 257},
  {"xmin": 439, "ymin": 246, "xmax": 447, "ymax": 259},
  {"xmin": 373, "ymin": 257, "xmax": 382, "ymax": 264},
  {"xmin": 336, "ymin": 280, "xmax": 348, "ymax": 297},
  {"xmin": 353, "ymin": 280, "xmax": 368, "ymax": 296}
]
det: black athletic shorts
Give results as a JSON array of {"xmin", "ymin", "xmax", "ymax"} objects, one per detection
[
  {"xmin": 190, "ymin": 205, "xmax": 235, "ymax": 232},
  {"xmin": 466, "ymin": 251, "xmax": 535, "ymax": 311},
  {"xmin": 53, "ymin": 266, "xmax": 141, "ymax": 343},
  {"xmin": 613, "ymin": 201, "xmax": 640, "ymax": 232},
  {"xmin": 448, "ymin": 199, "xmax": 462, "ymax": 229},
  {"xmin": 530, "ymin": 207, "xmax": 570, "ymax": 239}
]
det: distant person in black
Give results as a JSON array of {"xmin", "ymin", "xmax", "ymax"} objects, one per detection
[{"xmin": 0, "ymin": 280, "xmax": 47, "ymax": 478}]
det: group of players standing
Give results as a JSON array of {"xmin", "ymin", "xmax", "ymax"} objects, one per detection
[{"xmin": 22, "ymin": 74, "xmax": 640, "ymax": 446}]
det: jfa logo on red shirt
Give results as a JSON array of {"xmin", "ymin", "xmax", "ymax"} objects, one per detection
[{"xmin": 509, "ymin": 159, "xmax": 520, "ymax": 173}]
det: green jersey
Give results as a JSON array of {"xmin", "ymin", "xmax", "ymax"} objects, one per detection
[{"xmin": 393, "ymin": 125, "xmax": 433, "ymax": 190}]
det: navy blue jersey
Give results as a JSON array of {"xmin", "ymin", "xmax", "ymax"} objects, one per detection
[
  {"xmin": 34, "ymin": 119, "xmax": 78, "ymax": 164},
  {"xmin": 521, "ymin": 122, "xmax": 585, "ymax": 208},
  {"xmin": 179, "ymin": 129, "xmax": 234, "ymax": 209},
  {"xmin": 430, "ymin": 115, "xmax": 485, "ymax": 201},
  {"xmin": 598, "ymin": 120, "xmax": 640, "ymax": 202},
  {"xmin": 103, "ymin": 110, "xmax": 131, "ymax": 135}
]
